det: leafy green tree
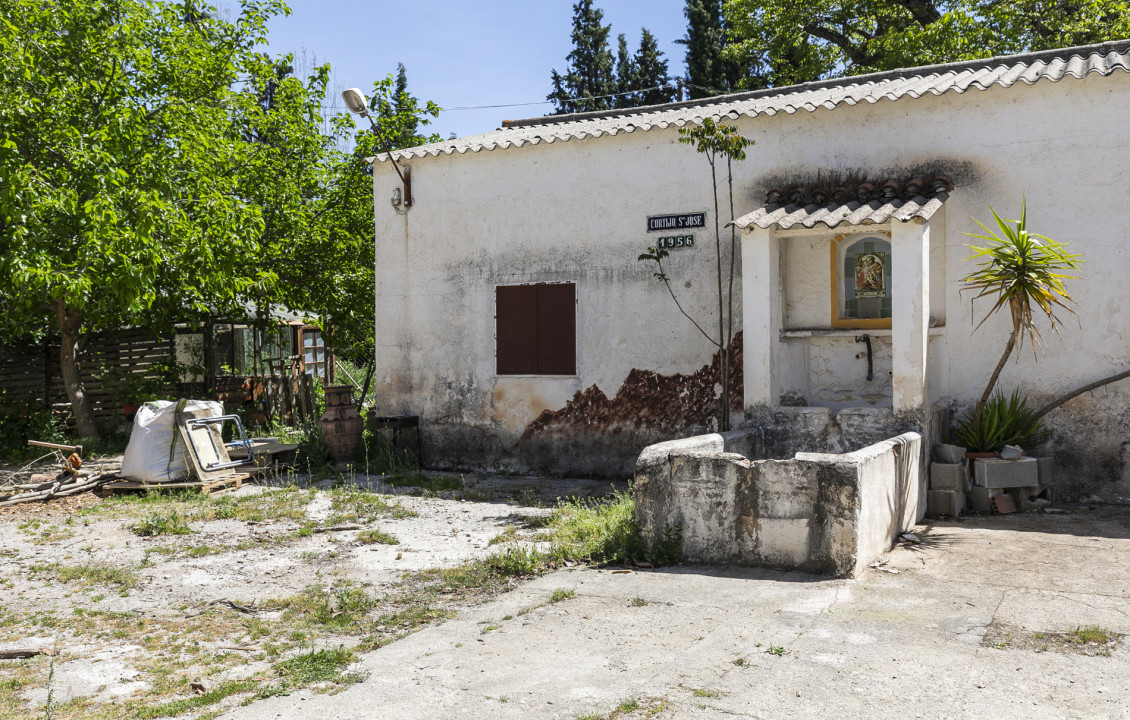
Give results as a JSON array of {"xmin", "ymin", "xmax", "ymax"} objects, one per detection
[
  {"xmin": 723, "ymin": 0, "xmax": 1130, "ymax": 89},
  {"xmin": 234, "ymin": 61, "xmax": 441, "ymax": 399},
  {"xmin": 633, "ymin": 29, "xmax": 677, "ymax": 105},
  {"xmin": 0, "ymin": 0, "xmax": 285, "ymax": 438},
  {"xmin": 548, "ymin": 0, "xmax": 617, "ymax": 113},
  {"xmin": 226, "ymin": 54, "xmax": 337, "ymax": 376},
  {"xmin": 305, "ymin": 71, "xmax": 442, "ymax": 375},
  {"xmin": 678, "ymin": 0, "xmax": 744, "ymax": 97}
]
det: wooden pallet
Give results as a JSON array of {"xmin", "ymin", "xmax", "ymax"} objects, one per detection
[{"xmin": 100, "ymin": 474, "xmax": 247, "ymax": 497}]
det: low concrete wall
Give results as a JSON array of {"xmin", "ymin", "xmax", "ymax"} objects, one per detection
[{"xmin": 635, "ymin": 430, "xmax": 921, "ymax": 577}]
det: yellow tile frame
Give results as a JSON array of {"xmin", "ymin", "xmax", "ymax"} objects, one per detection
[{"xmin": 829, "ymin": 230, "xmax": 893, "ymax": 329}]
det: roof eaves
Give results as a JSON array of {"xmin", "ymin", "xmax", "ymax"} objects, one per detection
[{"xmin": 376, "ymin": 39, "xmax": 1130, "ymax": 163}]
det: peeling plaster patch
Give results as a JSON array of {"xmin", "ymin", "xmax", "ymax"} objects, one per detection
[{"xmin": 521, "ymin": 333, "xmax": 744, "ymax": 440}]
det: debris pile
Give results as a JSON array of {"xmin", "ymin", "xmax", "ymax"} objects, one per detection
[
  {"xmin": 927, "ymin": 443, "xmax": 1055, "ymax": 517},
  {"xmin": 0, "ymin": 441, "xmax": 114, "ymax": 507}
]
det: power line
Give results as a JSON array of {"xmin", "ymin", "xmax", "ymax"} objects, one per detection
[{"xmin": 322, "ymin": 80, "xmax": 683, "ymax": 114}]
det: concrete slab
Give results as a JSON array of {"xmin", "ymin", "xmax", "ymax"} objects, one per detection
[{"xmin": 221, "ymin": 506, "xmax": 1130, "ymax": 720}]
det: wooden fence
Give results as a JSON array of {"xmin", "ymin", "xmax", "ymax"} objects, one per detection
[
  {"xmin": 0, "ymin": 330, "xmax": 177, "ymax": 424},
  {"xmin": 212, "ymin": 374, "xmax": 318, "ymax": 426}
]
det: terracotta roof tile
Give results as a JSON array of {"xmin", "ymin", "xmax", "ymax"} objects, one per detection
[{"xmin": 734, "ymin": 175, "xmax": 952, "ymax": 230}]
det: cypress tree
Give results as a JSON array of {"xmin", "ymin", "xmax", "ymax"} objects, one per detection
[
  {"xmin": 613, "ymin": 33, "xmax": 637, "ymax": 109},
  {"xmin": 633, "ymin": 28, "xmax": 676, "ymax": 106},
  {"xmin": 546, "ymin": 0, "xmax": 615, "ymax": 114},
  {"xmin": 677, "ymin": 0, "xmax": 742, "ymax": 98}
]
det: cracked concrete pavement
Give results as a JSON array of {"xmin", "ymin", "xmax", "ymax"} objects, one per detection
[{"xmin": 221, "ymin": 505, "xmax": 1130, "ymax": 720}]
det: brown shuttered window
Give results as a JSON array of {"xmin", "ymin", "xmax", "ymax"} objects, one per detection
[{"xmin": 496, "ymin": 283, "xmax": 576, "ymax": 375}]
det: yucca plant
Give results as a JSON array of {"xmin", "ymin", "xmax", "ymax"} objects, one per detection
[
  {"xmin": 962, "ymin": 200, "xmax": 1082, "ymax": 424},
  {"xmin": 951, "ymin": 389, "xmax": 1046, "ymax": 453}
]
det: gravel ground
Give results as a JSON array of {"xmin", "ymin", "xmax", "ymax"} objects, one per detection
[{"xmin": 0, "ymin": 457, "xmax": 622, "ymax": 719}]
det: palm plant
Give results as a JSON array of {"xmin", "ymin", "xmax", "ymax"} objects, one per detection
[{"xmin": 962, "ymin": 200, "xmax": 1082, "ymax": 424}]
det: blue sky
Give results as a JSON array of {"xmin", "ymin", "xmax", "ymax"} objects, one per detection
[{"xmin": 264, "ymin": 0, "xmax": 690, "ymax": 139}]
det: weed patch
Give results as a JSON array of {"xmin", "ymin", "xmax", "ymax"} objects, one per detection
[
  {"xmin": 548, "ymin": 487, "xmax": 679, "ymax": 566},
  {"xmin": 357, "ymin": 528, "xmax": 398, "ymax": 545},
  {"xmin": 549, "ymin": 588, "xmax": 575, "ymax": 603},
  {"xmin": 258, "ymin": 647, "xmax": 363, "ymax": 698},
  {"xmin": 31, "ymin": 562, "xmax": 139, "ymax": 589},
  {"xmin": 984, "ymin": 622, "xmax": 1122, "ymax": 656},
  {"xmin": 329, "ymin": 486, "xmax": 417, "ymax": 524},
  {"xmin": 267, "ymin": 582, "xmax": 379, "ymax": 628},
  {"xmin": 134, "ymin": 679, "xmax": 256, "ymax": 719},
  {"xmin": 132, "ymin": 510, "xmax": 193, "ymax": 537}
]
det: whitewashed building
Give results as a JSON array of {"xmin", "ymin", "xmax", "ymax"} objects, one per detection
[{"xmin": 369, "ymin": 40, "xmax": 1130, "ymax": 500}]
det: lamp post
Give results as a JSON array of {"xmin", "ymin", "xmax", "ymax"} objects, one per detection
[{"xmin": 342, "ymin": 87, "xmax": 411, "ymax": 209}]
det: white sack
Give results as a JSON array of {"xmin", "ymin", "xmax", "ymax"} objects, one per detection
[{"xmin": 121, "ymin": 400, "xmax": 223, "ymax": 483}]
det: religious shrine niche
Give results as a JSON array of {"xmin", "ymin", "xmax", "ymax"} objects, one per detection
[{"xmin": 831, "ymin": 232, "xmax": 892, "ymax": 328}]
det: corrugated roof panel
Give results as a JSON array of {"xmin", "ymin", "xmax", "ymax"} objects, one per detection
[{"xmin": 377, "ymin": 41, "xmax": 1130, "ymax": 162}]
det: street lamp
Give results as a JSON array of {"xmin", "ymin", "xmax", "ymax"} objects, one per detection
[{"xmin": 342, "ymin": 87, "xmax": 412, "ymax": 209}]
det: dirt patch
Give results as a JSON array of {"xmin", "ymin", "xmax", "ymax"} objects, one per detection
[
  {"xmin": 983, "ymin": 621, "xmax": 1124, "ymax": 656},
  {"xmin": 0, "ymin": 467, "xmax": 574, "ymax": 719}
]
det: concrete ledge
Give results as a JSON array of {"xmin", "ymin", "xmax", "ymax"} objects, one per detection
[{"xmin": 635, "ymin": 429, "xmax": 922, "ymax": 577}]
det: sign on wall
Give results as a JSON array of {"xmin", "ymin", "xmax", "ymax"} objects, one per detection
[
  {"xmin": 647, "ymin": 212, "xmax": 706, "ymax": 232},
  {"xmin": 655, "ymin": 235, "xmax": 695, "ymax": 249}
]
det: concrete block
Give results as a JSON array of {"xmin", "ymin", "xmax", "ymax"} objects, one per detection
[
  {"xmin": 968, "ymin": 486, "xmax": 995, "ymax": 513},
  {"xmin": 927, "ymin": 489, "xmax": 964, "ymax": 517},
  {"xmin": 973, "ymin": 457, "xmax": 1039, "ymax": 488},
  {"xmin": 1035, "ymin": 457, "xmax": 1055, "ymax": 485},
  {"xmin": 930, "ymin": 462, "xmax": 968, "ymax": 491},
  {"xmin": 933, "ymin": 444, "xmax": 966, "ymax": 464},
  {"xmin": 1009, "ymin": 485, "xmax": 1055, "ymax": 512}
]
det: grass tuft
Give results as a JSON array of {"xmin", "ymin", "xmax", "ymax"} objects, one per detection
[
  {"xmin": 1070, "ymin": 626, "xmax": 1114, "ymax": 645},
  {"xmin": 549, "ymin": 588, "xmax": 576, "ymax": 603}
]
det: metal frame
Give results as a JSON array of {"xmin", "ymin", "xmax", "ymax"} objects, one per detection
[{"xmin": 183, "ymin": 415, "xmax": 253, "ymax": 472}]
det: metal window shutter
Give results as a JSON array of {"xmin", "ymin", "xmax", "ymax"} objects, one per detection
[
  {"xmin": 496, "ymin": 285, "xmax": 539, "ymax": 374},
  {"xmin": 537, "ymin": 283, "xmax": 576, "ymax": 375}
]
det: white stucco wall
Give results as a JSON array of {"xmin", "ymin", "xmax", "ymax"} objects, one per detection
[{"xmin": 372, "ymin": 70, "xmax": 1130, "ymax": 489}]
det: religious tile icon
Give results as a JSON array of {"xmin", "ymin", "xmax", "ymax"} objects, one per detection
[{"xmin": 854, "ymin": 252, "xmax": 886, "ymax": 298}]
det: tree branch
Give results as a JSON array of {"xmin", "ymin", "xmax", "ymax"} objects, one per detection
[
  {"xmin": 889, "ymin": 0, "xmax": 943, "ymax": 26},
  {"xmin": 653, "ymin": 256, "xmax": 720, "ymax": 348},
  {"xmin": 1034, "ymin": 369, "xmax": 1130, "ymax": 421},
  {"xmin": 803, "ymin": 23, "xmax": 880, "ymax": 66}
]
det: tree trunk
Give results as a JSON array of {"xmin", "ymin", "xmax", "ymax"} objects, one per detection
[
  {"xmin": 709, "ymin": 155, "xmax": 728, "ymax": 432},
  {"xmin": 1034, "ymin": 368, "xmax": 1130, "ymax": 420},
  {"xmin": 55, "ymin": 303, "xmax": 99, "ymax": 439},
  {"xmin": 974, "ymin": 330, "xmax": 1016, "ymax": 425}
]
